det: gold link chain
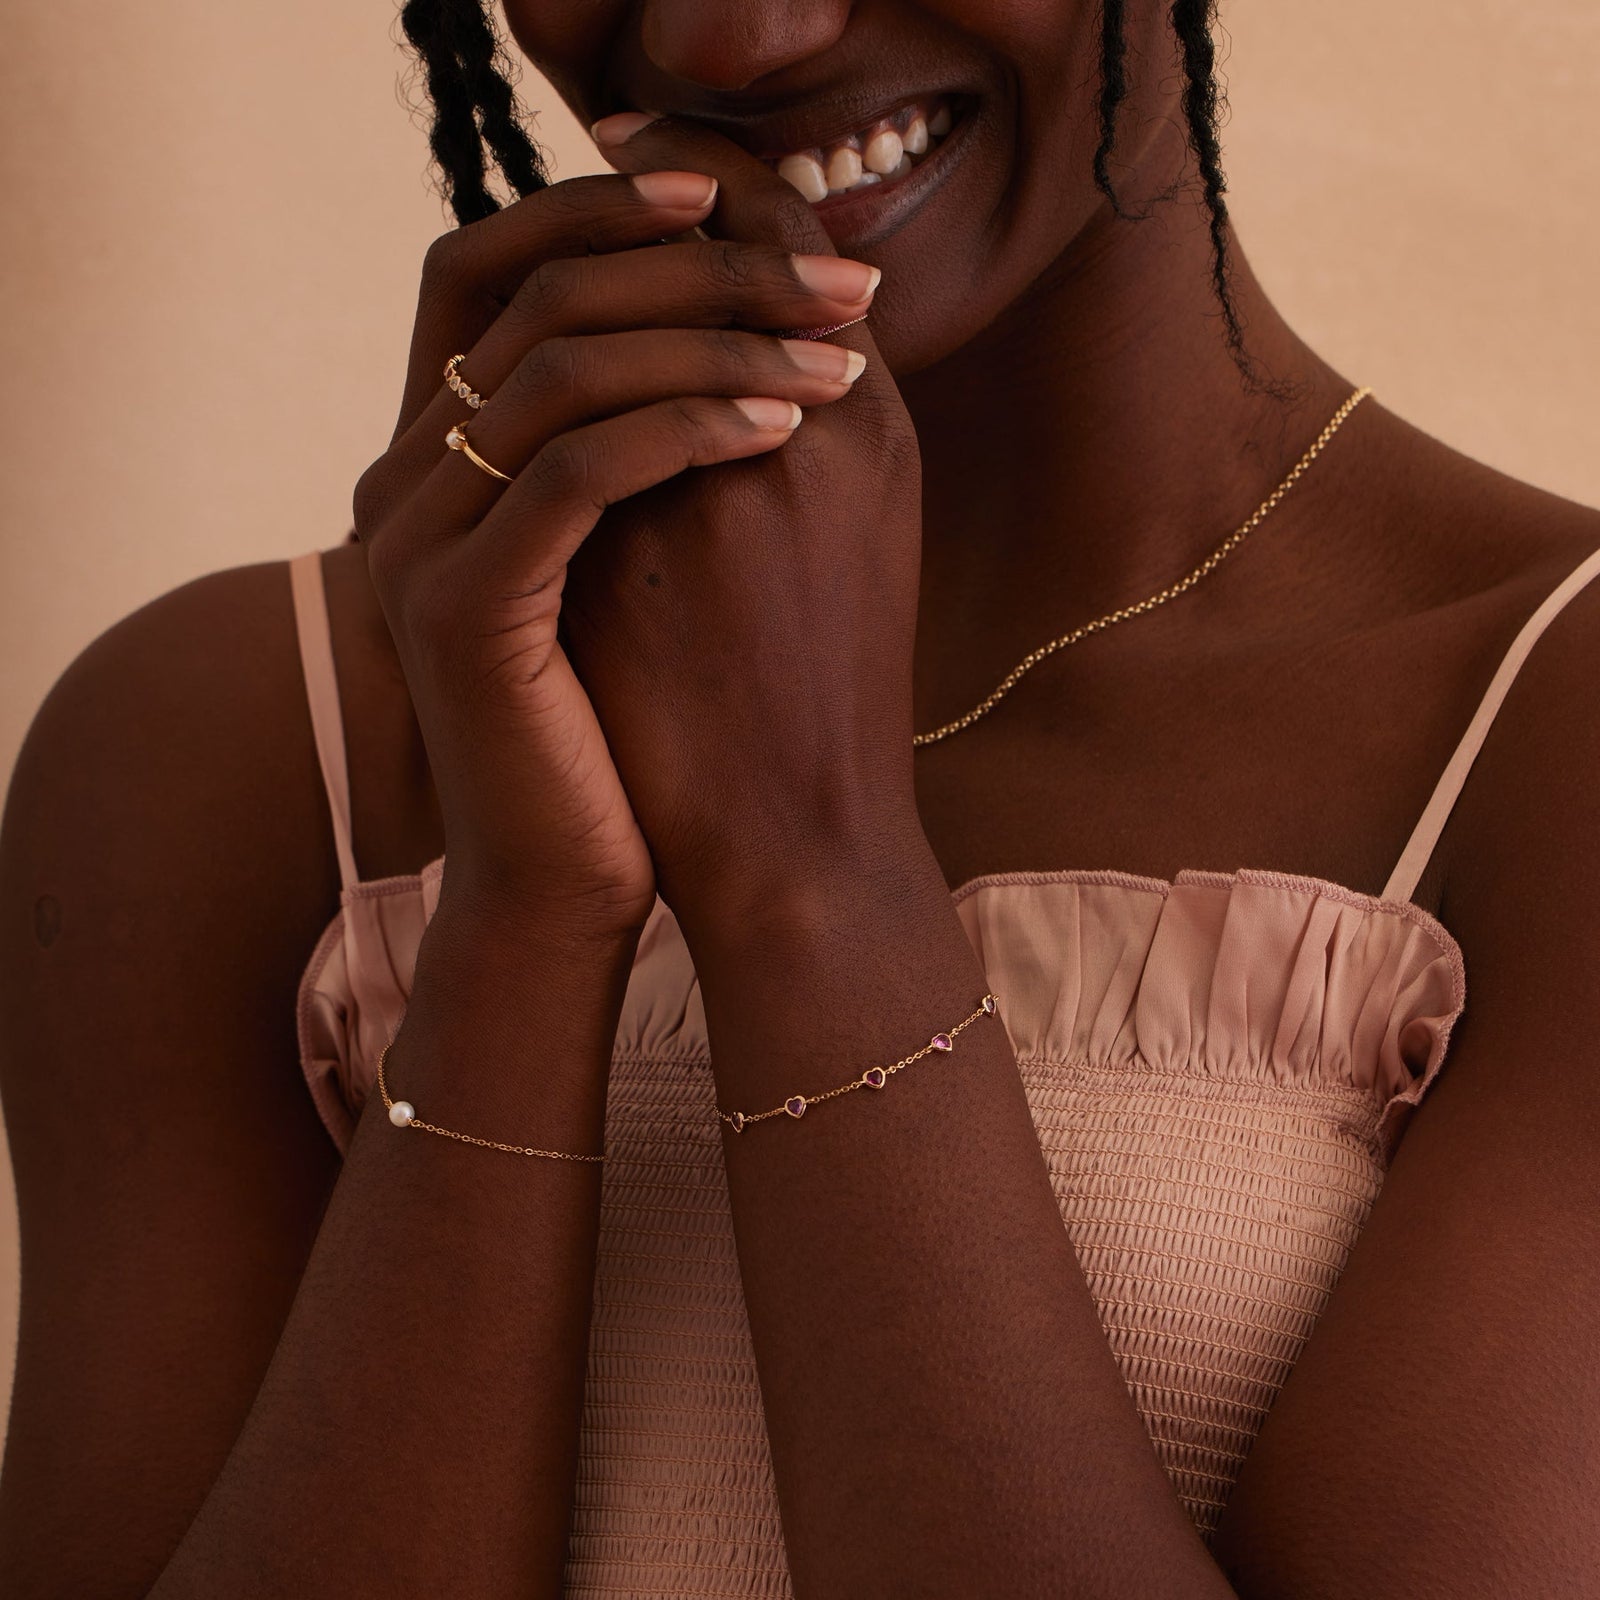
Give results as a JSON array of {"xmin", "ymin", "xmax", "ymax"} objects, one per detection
[
  {"xmin": 912, "ymin": 387, "xmax": 1374, "ymax": 747},
  {"xmin": 376, "ymin": 1043, "xmax": 605, "ymax": 1163},
  {"xmin": 717, "ymin": 993, "xmax": 1000, "ymax": 1132}
]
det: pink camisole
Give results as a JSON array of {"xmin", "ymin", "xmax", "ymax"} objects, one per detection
[{"xmin": 290, "ymin": 543, "xmax": 1600, "ymax": 1593}]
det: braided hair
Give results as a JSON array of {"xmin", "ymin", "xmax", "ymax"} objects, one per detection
[
  {"xmin": 401, "ymin": 0, "xmax": 1243, "ymax": 356},
  {"xmin": 399, "ymin": 0, "xmax": 551, "ymax": 224}
]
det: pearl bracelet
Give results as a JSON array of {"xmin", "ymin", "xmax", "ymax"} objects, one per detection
[
  {"xmin": 716, "ymin": 993, "xmax": 999, "ymax": 1133},
  {"xmin": 376, "ymin": 1043, "xmax": 604, "ymax": 1163}
]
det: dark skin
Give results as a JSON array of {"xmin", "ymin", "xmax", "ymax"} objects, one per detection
[{"xmin": 2, "ymin": 1, "xmax": 1598, "ymax": 1597}]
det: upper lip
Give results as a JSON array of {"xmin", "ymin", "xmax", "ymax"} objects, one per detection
[{"xmin": 623, "ymin": 88, "xmax": 958, "ymax": 162}]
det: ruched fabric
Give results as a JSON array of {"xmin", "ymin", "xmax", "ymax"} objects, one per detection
[
  {"xmin": 289, "ymin": 539, "xmax": 1600, "ymax": 1595},
  {"xmin": 298, "ymin": 864, "xmax": 1463, "ymax": 1578}
]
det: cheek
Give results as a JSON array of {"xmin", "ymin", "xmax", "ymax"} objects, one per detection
[
  {"xmin": 497, "ymin": 0, "xmax": 624, "ymax": 114},
  {"xmin": 863, "ymin": 0, "xmax": 1164, "ymax": 375},
  {"xmin": 929, "ymin": 0, "xmax": 1116, "ymax": 235},
  {"xmin": 951, "ymin": 0, "xmax": 1176, "ymax": 182}
]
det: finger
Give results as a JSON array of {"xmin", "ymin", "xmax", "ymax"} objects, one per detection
[
  {"xmin": 469, "ymin": 395, "xmax": 805, "ymax": 592},
  {"xmin": 395, "ymin": 169, "xmax": 719, "ymax": 433},
  {"xmin": 591, "ymin": 115, "xmax": 888, "ymax": 353},
  {"xmin": 386, "ymin": 239, "xmax": 880, "ymax": 485},
  {"xmin": 414, "ymin": 328, "xmax": 867, "ymax": 529},
  {"xmin": 592, "ymin": 113, "xmax": 838, "ymax": 260}
]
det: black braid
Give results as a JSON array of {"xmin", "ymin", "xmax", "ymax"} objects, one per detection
[
  {"xmin": 1091, "ymin": 0, "xmax": 1254, "ymax": 375},
  {"xmin": 404, "ymin": 0, "xmax": 1248, "ymax": 368},
  {"xmin": 1092, "ymin": 0, "xmax": 1131, "ymax": 212},
  {"xmin": 454, "ymin": 12, "xmax": 548, "ymax": 203},
  {"xmin": 1168, "ymin": 0, "xmax": 1248, "ymax": 367},
  {"xmin": 400, "ymin": 0, "xmax": 550, "ymax": 225}
]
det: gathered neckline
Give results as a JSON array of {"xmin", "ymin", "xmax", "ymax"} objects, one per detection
[
  {"xmin": 329, "ymin": 855, "xmax": 1465, "ymax": 989},
  {"xmin": 952, "ymin": 865, "xmax": 1463, "ymax": 976}
]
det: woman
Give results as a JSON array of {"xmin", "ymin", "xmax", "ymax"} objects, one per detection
[{"xmin": 1, "ymin": 0, "xmax": 1596, "ymax": 1593}]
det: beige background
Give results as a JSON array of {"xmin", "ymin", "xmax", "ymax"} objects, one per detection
[{"xmin": 0, "ymin": 1, "xmax": 1596, "ymax": 1449}]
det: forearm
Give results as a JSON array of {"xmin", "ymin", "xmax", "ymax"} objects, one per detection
[
  {"xmin": 681, "ymin": 841, "xmax": 1235, "ymax": 1599},
  {"xmin": 150, "ymin": 897, "xmax": 636, "ymax": 1600}
]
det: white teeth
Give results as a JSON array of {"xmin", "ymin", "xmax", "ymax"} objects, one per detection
[
  {"xmin": 825, "ymin": 145, "xmax": 863, "ymax": 193},
  {"xmin": 771, "ymin": 100, "xmax": 957, "ymax": 201},
  {"xmin": 777, "ymin": 152, "xmax": 828, "ymax": 203},
  {"xmin": 862, "ymin": 126, "xmax": 903, "ymax": 175}
]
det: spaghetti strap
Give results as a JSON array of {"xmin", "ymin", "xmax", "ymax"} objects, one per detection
[
  {"xmin": 1383, "ymin": 543, "xmax": 1600, "ymax": 904},
  {"xmin": 288, "ymin": 551, "xmax": 360, "ymax": 892}
]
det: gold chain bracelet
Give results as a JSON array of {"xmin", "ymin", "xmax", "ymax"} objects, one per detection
[
  {"xmin": 717, "ymin": 993, "xmax": 1000, "ymax": 1133},
  {"xmin": 375, "ymin": 1043, "xmax": 605, "ymax": 1163}
]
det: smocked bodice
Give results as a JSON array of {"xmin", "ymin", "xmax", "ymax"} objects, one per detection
[
  {"xmin": 286, "ymin": 541, "xmax": 1600, "ymax": 1596},
  {"xmin": 297, "ymin": 862, "xmax": 1463, "ymax": 1588}
]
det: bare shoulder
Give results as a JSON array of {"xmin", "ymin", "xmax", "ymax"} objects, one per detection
[
  {"xmin": 3, "ymin": 542, "xmax": 436, "ymax": 927},
  {"xmin": 1434, "ymin": 497, "xmax": 1600, "ymax": 973},
  {"xmin": 5, "ymin": 556, "xmax": 342, "ymax": 920},
  {"xmin": 1380, "ymin": 413, "xmax": 1600, "ymax": 916},
  {"xmin": 1213, "ymin": 426, "xmax": 1600, "ymax": 1596},
  {"xmin": 1379, "ymin": 413, "xmax": 1600, "ymax": 1096},
  {"xmin": 0, "ymin": 552, "xmax": 364, "ymax": 1591}
]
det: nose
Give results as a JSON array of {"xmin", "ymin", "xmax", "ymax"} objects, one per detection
[{"xmin": 639, "ymin": 0, "xmax": 853, "ymax": 91}]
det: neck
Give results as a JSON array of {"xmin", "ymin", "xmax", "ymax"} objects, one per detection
[{"xmin": 900, "ymin": 146, "xmax": 1354, "ymax": 731}]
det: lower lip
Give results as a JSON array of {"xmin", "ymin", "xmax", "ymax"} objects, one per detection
[{"xmin": 803, "ymin": 99, "xmax": 977, "ymax": 249}]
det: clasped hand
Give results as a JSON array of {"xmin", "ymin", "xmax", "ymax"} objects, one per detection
[{"xmin": 355, "ymin": 114, "xmax": 927, "ymax": 943}]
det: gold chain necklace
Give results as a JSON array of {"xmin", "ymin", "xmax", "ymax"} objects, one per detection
[{"xmin": 912, "ymin": 385, "xmax": 1374, "ymax": 747}]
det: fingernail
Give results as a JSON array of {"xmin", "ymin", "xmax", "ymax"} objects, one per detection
[
  {"xmin": 780, "ymin": 340, "xmax": 867, "ymax": 383},
  {"xmin": 630, "ymin": 170, "xmax": 718, "ymax": 209},
  {"xmin": 790, "ymin": 255, "xmax": 882, "ymax": 302},
  {"xmin": 591, "ymin": 111, "xmax": 660, "ymax": 146},
  {"xmin": 734, "ymin": 397, "xmax": 803, "ymax": 431}
]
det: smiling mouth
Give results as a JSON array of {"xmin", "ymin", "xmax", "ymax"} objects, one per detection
[
  {"xmin": 759, "ymin": 93, "xmax": 964, "ymax": 206},
  {"xmin": 631, "ymin": 91, "xmax": 969, "ymax": 210}
]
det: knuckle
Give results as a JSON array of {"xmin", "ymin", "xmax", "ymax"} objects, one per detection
[
  {"xmin": 764, "ymin": 189, "xmax": 826, "ymax": 251},
  {"xmin": 665, "ymin": 395, "xmax": 728, "ymax": 460},
  {"xmin": 520, "ymin": 335, "xmax": 584, "ymax": 402},
  {"xmin": 703, "ymin": 240, "xmax": 763, "ymax": 292},
  {"xmin": 708, "ymin": 325, "xmax": 757, "ymax": 368},
  {"xmin": 534, "ymin": 433, "xmax": 596, "ymax": 503},
  {"xmin": 877, "ymin": 416, "xmax": 923, "ymax": 472},
  {"xmin": 510, "ymin": 257, "xmax": 579, "ymax": 329},
  {"xmin": 663, "ymin": 393, "xmax": 715, "ymax": 435},
  {"xmin": 363, "ymin": 517, "xmax": 407, "ymax": 602},
  {"xmin": 352, "ymin": 457, "xmax": 398, "ymax": 539},
  {"xmin": 420, "ymin": 229, "xmax": 469, "ymax": 298},
  {"xmin": 536, "ymin": 176, "xmax": 598, "ymax": 226}
]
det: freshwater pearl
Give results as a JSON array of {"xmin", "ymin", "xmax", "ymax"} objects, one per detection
[{"xmin": 389, "ymin": 1100, "xmax": 415, "ymax": 1126}]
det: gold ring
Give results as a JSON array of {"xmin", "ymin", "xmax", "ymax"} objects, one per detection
[
  {"xmin": 443, "ymin": 353, "xmax": 486, "ymax": 409},
  {"xmin": 445, "ymin": 421, "xmax": 513, "ymax": 483}
]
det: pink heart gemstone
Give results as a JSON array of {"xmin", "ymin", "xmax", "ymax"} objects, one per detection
[
  {"xmin": 931, "ymin": 1033, "xmax": 953, "ymax": 1052},
  {"xmin": 784, "ymin": 1096, "xmax": 807, "ymax": 1118},
  {"xmin": 982, "ymin": 995, "xmax": 997, "ymax": 1014},
  {"xmin": 862, "ymin": 1067, "xmax": 887, "ymax": 1089},
  {"xmin": 729, "ymin": 1112, "xmax": 745, "ymax": 1132}
]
